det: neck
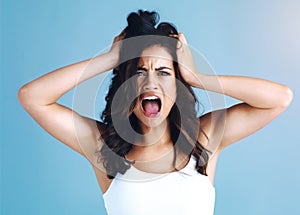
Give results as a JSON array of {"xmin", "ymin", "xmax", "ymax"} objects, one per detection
[{"xmin": 128, "ymin": 119, "xmax": 174, "ymax": 161}]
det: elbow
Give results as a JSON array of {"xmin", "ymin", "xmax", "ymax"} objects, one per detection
[
  {"xmin": 279, "ymin": 86, "xmax": 294, "ymax": 109},
  {"xmin": 18, "ymin": 84, "xmax": 33, "ymax": 109},
  {"xmin": 18, "ymin": 85, "xmax": 26, "ymax": 105}
]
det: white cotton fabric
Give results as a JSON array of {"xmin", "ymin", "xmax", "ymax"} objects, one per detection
[{"xmin": 103, "ymin": 155, "xmax": 215, "ymax": 215}]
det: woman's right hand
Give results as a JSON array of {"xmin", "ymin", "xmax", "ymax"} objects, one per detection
[{"xmin": 108, "ymin": 29, "xmax": 127, "ymax": 66}]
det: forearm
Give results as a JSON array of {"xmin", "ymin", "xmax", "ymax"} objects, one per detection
[
  {"xmin": 19, "ymin": 52, "xmax": 117, "ymax": 107},
  {"xmin": 191, "ymin": 73, "xmax": 293, "ymax": 109}
]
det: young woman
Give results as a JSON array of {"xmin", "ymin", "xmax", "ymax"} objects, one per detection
[{"xmin": 18, "ymin": 10, "xmax": 293, "ymax": 215}]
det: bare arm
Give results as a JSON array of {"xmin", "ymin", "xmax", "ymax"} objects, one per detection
[
  {"xmin": 18, "ymin": 33, "xmax": 123, "ymax": 158},
  {"xmin": 176, "ymin": 33, "xmax": 293, "ymax": 151},
  {"xmin": 197, "ymin": 75, "xmax": 293, "ymax": 149}
]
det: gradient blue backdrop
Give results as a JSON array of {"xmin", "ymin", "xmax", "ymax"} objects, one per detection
[{"xmin": 1, "ymin": 0, "xmax": 299, "ymax": 214}]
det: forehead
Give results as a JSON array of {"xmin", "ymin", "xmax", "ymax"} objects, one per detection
[{"xmin": 138, "ymin": 45, "xmax": 174, "ymax": 66}]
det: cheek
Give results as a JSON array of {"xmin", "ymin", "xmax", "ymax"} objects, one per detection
[
  {"xmin": 163, "ymin": 79, "xmax": 177, "ymax": 105},
  {"xmin": 165, "ymin": 78, "xmax": 177, "ymax": 94},
  {"xmin": 135, "ymin": 79, "xmax": 143, "ymax": 96}
]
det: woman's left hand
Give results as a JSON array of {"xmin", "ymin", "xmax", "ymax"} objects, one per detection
[{"xmin": 176, "ymin": 33, "xmax": 199, "ymax": 86}]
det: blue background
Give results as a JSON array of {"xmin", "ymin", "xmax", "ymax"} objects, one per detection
[{"xmin": 1, "ymin": 0, "xmax": 299, "ymax": 214}]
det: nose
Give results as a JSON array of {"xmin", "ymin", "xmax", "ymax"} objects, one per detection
[{"xmin": 142, "ymin": 72, "xmax": 158, "ymax": 91}]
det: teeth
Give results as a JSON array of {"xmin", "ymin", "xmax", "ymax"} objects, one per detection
[{"xmin": 143, "ymin": 96, "xmax": 159, "ymax": 100}]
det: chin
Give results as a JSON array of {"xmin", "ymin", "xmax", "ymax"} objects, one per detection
[{"xmin": 133, "ymin": 108, "xmax": 171, "ymax": 131}]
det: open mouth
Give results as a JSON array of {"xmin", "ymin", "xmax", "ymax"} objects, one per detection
[{"xmin": 141, "ymin": 95, "xmax": 162, "ymax": 117}]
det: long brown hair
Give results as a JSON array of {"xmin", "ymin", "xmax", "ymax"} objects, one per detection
[{"xmin": 98, "ymin": 10, "xmax": 209, "ymax": 179}]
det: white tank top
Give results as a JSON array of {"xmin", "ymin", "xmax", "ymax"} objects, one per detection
[{"xmin": 103, "ymin": 155, "xmax": 215, "ymax": 215}]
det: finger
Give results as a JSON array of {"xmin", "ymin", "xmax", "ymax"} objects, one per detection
[
  {"xmin": 119, "ymin": 29, "xmax": 126, "ymax": 37},
  {"xmin": 113, "ymin": 29, "xmax": 127, "ymax": 43},
  {"xmin": 119, "ymin": 28, "xmax": 127, "ymax": 38},
  {"xmin": 177, "ymin": 40, "xmax": 183, "ymax": 49},
  {"xmin": 113, "ymin": 36, "xmax": 119, "ymax": 43},
  {"xmin": 178, "ymin": 33, "xmax": 187, "ymax": 44},
  {"xmin": 169, "ymin": 33, "xmax": 179, "ymax": 39}
]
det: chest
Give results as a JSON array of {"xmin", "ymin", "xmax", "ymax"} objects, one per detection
[{"xmin": 103, "ymin": 165, "xmax": 215, "ymax": 215}]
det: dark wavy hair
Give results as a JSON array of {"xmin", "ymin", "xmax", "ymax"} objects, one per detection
[{"xmin": 98, "ymin": 10, "xmax": 209, "ymax": 179}]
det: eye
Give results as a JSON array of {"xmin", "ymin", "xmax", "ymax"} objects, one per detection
[
  {"xmin": 136, "ymin": 71, "xmax": 148, "ymax": 77},
  {"xmin": 136, "ymin": 66, "xmax": 148, "ymax": 77},
  {"xmin": 157, "ymin": 71, "xmax": 171, "ymax": 76}
]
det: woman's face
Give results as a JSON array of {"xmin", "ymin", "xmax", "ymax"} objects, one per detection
[{"xmin": 133, "ymin": 45, "xmax": 177, "ymax": 129}]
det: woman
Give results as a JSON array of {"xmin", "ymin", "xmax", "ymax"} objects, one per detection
[{"xmin": 18, "ymin": 10, "xmax": 293, "ymax": 215}]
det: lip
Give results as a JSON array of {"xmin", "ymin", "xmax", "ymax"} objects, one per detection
[
  {"xmin": 143, "ymin": 111, "xmax": 161, "ymax": 118},
  {"xmin": 141, "ymin": 93, "xmax": 162, "ymax": 101},
  {"xmin": 140, "ymin": 92, "xmax": 162, "ymax": 118}
]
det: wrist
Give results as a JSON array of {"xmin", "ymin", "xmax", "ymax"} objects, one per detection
[
  {"xmin": 183, "ymin": 71, "xmax": 204, "ymax": 88},
  {"xmin": 95, "ymin": 52, "xmax": 119, "ymax": 70},
  {"xmin": 107, "ymin": 51, "xmax": 120, "ymax": 67}
]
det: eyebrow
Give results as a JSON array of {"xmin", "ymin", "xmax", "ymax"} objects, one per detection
[{"xmin": 136, "ymin": 66, "xmax": 172, "ymax": 71}]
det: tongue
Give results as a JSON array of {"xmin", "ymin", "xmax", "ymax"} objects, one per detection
[{"xmin": 143, "ymin": 100, "xmax": 159, "ymax": 116}]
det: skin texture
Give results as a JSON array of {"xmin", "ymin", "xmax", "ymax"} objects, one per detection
[
  {"xmin": 18, "ymin": 31, "xmax": 293, "ymax": 193},
  {"xmin": 133, "ymin": 46, "xmax": 176, "ymax": 135},
  {"xmin": 126, "ymin": 46, "xmax": 179, "ymax": 172}
]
